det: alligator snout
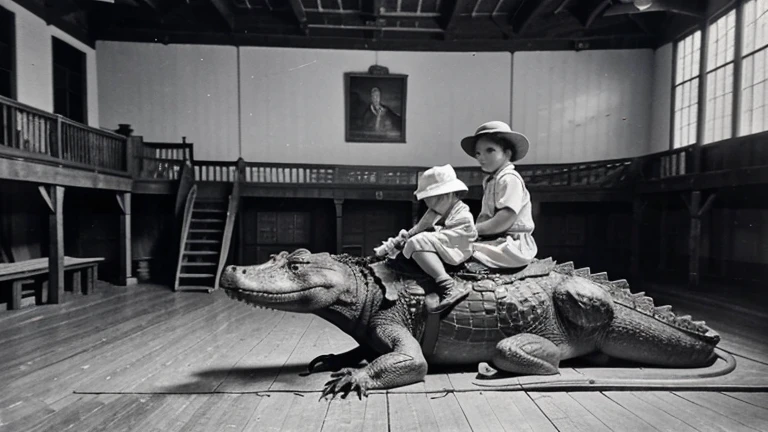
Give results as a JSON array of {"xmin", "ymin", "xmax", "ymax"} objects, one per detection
[{"xmin": 220, "ymin": 265, "xmax": 239, "ymax": 288}]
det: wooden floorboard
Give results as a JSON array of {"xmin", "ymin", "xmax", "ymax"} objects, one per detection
[{"xmin": 2, "ymin": 282, "xmax": 768, "ymax": 431}]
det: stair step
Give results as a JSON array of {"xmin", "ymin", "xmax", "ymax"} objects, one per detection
[
  {"xmin": 184, "ymin": 251, "xmax": 218, "ymax": 256},
  {"xmin": 189, "ymin": 229, "xmax": 223, "ymax": 234},
  {"xmin": 187, "ymin": 239, "xmax": 221, "ymax": 244},
  {"xmin": 193, "ymin": 208, "xmax": 226, "ymax": 213},
  {"xmin": 191, "ymin": 218, "xmax": 224, "ymax": 223},
  {"xmin": 177, "ymin": 286, "xmax": 214, "ymax": 293},
  {"xmin": 182, "ymin": 262, "xmax": 217, "ymax": 267},
  {"xmin": 179, "ymin": 273, "xmax": 215, "ymax": 278}
]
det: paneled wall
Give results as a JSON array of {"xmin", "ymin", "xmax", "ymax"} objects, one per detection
[
  {"xmin": 0, "ymin": 0, "xmax": 99, "ymax": 126},
  {"xmin": 0, "ymin": 180, "xmax": 47, "ymax": 263},
  {"xmin": 238, "ymin": 48, "xmax": 510, "ymax": 166},
  {"xmin": 97, "ymin": 42, "xmax": 663, "ymax": 165},
  {"xmin": 96, "ymin": 42, "xmax": 240, "ymax": 161},
  {"xmin": 650, "ymin": 43, "xmax": 673, "ymax": 153},
  {"xmin": 512, "ymin": 50, "xmax": 654, "ymax": 163}
]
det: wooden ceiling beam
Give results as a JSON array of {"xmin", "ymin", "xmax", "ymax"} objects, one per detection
[
  {"xmin": 288, "ymin": 0, "xmax": 309, "ymax": 35},
  {"xmin": 445, "ymin": 0, "xmax": 472, "ymax": 34},
  {"xmin": 603, "ymin": 1, "xmax": 703, "ymax": 19},
  {"xmin": 511, "ymin": 0, "xmax": 552, "ymax": 35},
  {"xmin": 567, "ymin": 0, "xmax": 612, "ymax": 28},
  {"xmin": 135, "ymin": 0, "xmax": 162, "ymax": 10},
  {"xmin": 209, "ymin": 0, "xmax": 235, "ymax": 30}
]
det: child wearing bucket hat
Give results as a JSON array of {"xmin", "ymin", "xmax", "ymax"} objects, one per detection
[
  {"xmin": 374, "ymin": 164, "xmax": 478, "ymax": 310},
  {"xmin": 461, "ymin": 121, "xmax": 538, "ymax": 268}
]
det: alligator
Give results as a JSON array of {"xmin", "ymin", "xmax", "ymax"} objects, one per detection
[{"xmin": 220, "ymin": 249, "xmax": 720, "ymax": 398}]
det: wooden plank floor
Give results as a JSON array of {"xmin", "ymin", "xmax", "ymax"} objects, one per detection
[{"xmin": 1, "ymin": 282, "xmax": 767, "ymax": 431}]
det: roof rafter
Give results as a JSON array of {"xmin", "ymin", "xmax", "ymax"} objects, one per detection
[
  {"xmin": 510, "ymin": 0, "xmax": 553, "ymax": 35},
  {"xmin": 288, "ymin": 0, "xmax": 309, "ymax": 35},
  {"xmin": 445, "ymin": 0, "xmax": 472, "ymax": 34},
  {"xmin": 603, "ymin": 1, "xmax": 703, "ymax": 19},
  {"xmin": 209, "ymin": 0, "xmax": 235, "ymax": 30}
]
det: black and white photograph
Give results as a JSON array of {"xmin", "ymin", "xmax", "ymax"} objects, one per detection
[{"xmin": 1, "ymin": 0, "xmax": 767, "ymax": 430}]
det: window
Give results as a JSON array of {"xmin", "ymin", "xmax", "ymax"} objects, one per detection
[
  {"xmin": 52, "ymin": 37, "xmax": 86, "ymax": 123},
  {"xmin": 705, "ymin": 10, "xmax": 736, "ymax": 143},
  {"xmin": 0, "ymin": 6, "xmax": 14, "ymax": 99},
  {"xmin": 740, "ymin": 0, "xmax": 768, "ymax": 135},
  {"xmin": 674, "ymin": 31, "xmax": 702, "ymax": 148}
]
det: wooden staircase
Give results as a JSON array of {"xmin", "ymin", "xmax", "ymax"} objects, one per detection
[{"xmin": 173, "ymin": 175, "xmax": 241, "ymax": 292}]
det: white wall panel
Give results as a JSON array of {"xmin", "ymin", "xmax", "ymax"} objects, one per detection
[
  {"xmin": 651, "ymin": 43, "xmax": 673, "ymax": 153},
  {"xmin": 97, "ymin": 41, "xmax": 239, "ymax": 161},
  {"xmin": 238, "ymin": 47, "xmax": 510, "ymax": 166},
  {"xmin": 513, "ymin": 50, "xmax": 654, "ymax": 163}
]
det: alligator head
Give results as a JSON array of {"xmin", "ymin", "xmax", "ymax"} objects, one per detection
[{"xmin": 219, "ymin": 249, "xmax": 357, "ymax": 313}]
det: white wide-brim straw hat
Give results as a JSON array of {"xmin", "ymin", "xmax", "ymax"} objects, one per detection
[
  {"xmin": 414, "ymin": 164, "xmax": 468, "ymax": 201},
  {"xmin": 460, "ymin": 121, "xmax": 530, "ymax": 162}
]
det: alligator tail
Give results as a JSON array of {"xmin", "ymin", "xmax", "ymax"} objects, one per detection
[{"xmin": 553, "ymin": 261, "xmax": 720, "ymax": 367}]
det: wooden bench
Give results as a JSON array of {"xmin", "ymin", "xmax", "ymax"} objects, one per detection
[{"xmin": 0, "ymin": 257, "xmax": 105, "ymax": 310}]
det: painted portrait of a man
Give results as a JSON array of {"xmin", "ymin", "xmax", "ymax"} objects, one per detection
[{"xmin": 345, "ymin": 73, "xmax": 407, "ymax": 143}]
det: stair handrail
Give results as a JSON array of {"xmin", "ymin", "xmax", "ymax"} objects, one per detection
[
  {"xmin": 214, "ymin": 159, "xmax": 244, "ymax": 290},
  {"xmin": 173, "ymin": 184, "xmax": 198, "ymax": 291}
]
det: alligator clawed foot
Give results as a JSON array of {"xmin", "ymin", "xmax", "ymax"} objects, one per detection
[
  {"xmin": 477, "ymin": 362, "xmax": 499, "ymax": 378},
  {"xmin": 320, "ymin": 368, "xmax": 370, "ymax": 400}
]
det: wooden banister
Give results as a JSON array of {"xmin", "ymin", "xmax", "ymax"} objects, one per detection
[{"xmin": 173, "ymin": 184, "xmax": 198, "ymax": 292}]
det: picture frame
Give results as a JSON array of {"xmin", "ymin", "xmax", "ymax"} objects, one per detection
[{"xmin": 344, "ymin": 65, "xmax": 407, "ymax": 143}]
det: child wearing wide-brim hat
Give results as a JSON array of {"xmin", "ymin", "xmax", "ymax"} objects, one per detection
[
  {"xmin": 374, "ymin": 164, "xmax": 477, "ymax": 311},
  {"xmin": 461, "ymin": 121, "xmax": 538, "ymax": 268}
]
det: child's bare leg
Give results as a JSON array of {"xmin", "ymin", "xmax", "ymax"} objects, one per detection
[
  {"xmin": 411, "ymin": 251, "xmax": 450, "ymax": 281},
  {"xmin": 411, "ymin": 251, "xmax": 469, "ymax": 310}
]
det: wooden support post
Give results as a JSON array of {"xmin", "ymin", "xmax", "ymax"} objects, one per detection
[
  {"xmin": 411, "ymin": 200, "xmax": 420, "ymax": 226},
  {"xmin": 40, "ymin": 185, "xmax": 64, "ymax": 304},
  {"xmin": 117, "ymin": 193, "xmax": 137, "ymax": 286},
  {"xmin": 686, "ymin": 191, "xmax": 702, "ymax": 289},
  {"xmin": 630, "ymin": 197, "xmax": 645, "ymax": 283},
  {"xmin": 334, "ymin": 199, "xmax": 344, "ymax": 254},
  {"xmin": 685, "ymin": 191, "xmax": 717, "ymax": 290},
  {"xmin": 658, "ymin": 195, "xmax": 668, "ymax": 272}
]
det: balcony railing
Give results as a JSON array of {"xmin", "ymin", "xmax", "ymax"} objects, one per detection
[
  {"xmin": 0, "ymin": 95, "xmax": 129, "ymax": 175},
  {"xmin": 161, "ymin": 157, "xmax": 638, "ymax": 190}
]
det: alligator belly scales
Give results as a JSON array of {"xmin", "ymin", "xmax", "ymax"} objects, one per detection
[{"xmin": 220, "ymin": 249, "xmax": 721, "ymax": 396}]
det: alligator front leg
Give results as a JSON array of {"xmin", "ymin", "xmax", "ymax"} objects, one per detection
[
  {"xmin": 307, "ymin": 345, "xmax": 377, "ymax": 374},
  {"xmin": 478, "ymin": 333, "xmax": 561, "ymax": 377},
  {"xmin": 321, "ymin": 324, "xmax": 427, "ymax": 399}
]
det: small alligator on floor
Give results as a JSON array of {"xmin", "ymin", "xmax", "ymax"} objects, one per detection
[{"xmin": 220, "ymin": 249, "xmax": 720, "ymax": 398}]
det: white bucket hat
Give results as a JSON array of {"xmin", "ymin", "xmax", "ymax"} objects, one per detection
[{"xmin": 414, "ymin": 164, "xmax": 468, "ymax": 201}]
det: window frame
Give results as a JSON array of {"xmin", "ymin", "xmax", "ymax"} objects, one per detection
[
  {"xmin": 51, "ymin": 36, "xmax": 87, "ymax": 124},
  {"xmin": 671, "ymin": 28, "xmax": 703, "ymax": 149},
  {"xmin": 0, "ymin": 5, "xmax": 16, "ymax": 100}
]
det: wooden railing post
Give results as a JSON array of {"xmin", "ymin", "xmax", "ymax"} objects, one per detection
[
  {"xmin": 55, "ymin": 114, "xmax": 63, "ymax": 158},
  {"xmin": 126, "ymin": 136, "xmax": 141, "ymax": 176},
  {"xmin": 334, "ymin": 199, "xmax": 344, "ymax": 254}
]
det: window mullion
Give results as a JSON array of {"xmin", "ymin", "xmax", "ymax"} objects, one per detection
[{"xmin": 733, "ymin": 0, "xmax": 744, "ymax": 136}]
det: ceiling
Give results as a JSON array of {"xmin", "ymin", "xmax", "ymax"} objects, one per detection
[{"xmin": 18, "ymin": 0, "xmax": 720, "ymax": 51}]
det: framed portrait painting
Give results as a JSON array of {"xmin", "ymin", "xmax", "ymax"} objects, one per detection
[{"xmin": 345, "ymin": 67, "xmax": 407, "ymax": 143}]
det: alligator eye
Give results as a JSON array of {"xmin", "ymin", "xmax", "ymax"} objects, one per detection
[{"xmin": 290, "ymin": 264, "xmax": 300, "ymax": 272}]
